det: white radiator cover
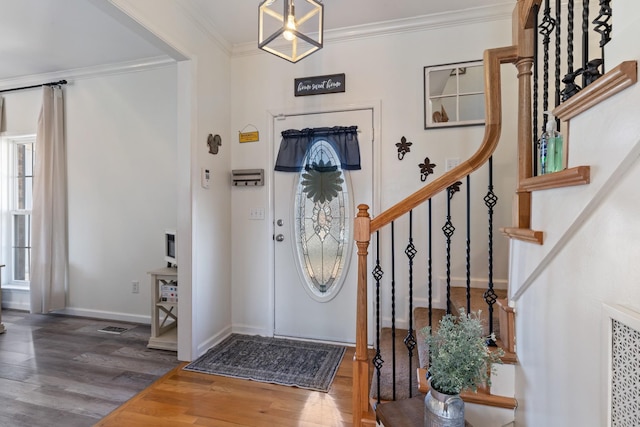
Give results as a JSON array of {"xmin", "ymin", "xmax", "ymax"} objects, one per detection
[{"xmin": 604, "ymin": 304, "xmax": 640, "ymax": 427}]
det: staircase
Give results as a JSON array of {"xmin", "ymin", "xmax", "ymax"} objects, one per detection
[
  {"xmin": 351, "ymin": 0, "xmax": 635, "ymax": 426},
  {"xmin": 352, "ymin": 42, "xmax": 517, "ymax": 427}
]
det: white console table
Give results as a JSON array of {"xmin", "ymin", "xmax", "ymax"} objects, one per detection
[
  {"xmin": 0, "ymin": 264, "xmax": 5, "ymax": 334},
  {"xmin": 147, "ymin": 266, "xmax": 178, "ymax": 351}
]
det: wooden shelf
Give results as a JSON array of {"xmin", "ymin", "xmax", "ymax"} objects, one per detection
[
  {"xmin": 500, "ymin": 227, "xmax": 544, "ymax": 244},
  {"xmin": 520, "ymin": 166, "xmax": 590, "ymax": 191},
  {"xmin": 554, "ymin": 61, "xmax": 637, "ymax": 121},
  {"xmin": 147, "ymin": 327, "xmax": 177, "ymax": 351},
  {"xmin": 148, "ymin": 266, "xmax": 178, "ymax": 351}
]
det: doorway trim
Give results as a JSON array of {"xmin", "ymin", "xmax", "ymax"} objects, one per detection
[{"xmin": 267, "ymin": 101, "xmax": 381, "ymax": 344}]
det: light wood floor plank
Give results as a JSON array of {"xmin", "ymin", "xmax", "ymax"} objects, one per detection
[{"xmin": 96, "ymin": 347, "xmax": 375, "ymax": 426}]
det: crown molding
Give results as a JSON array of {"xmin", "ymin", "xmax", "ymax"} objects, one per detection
[
  {"xmin": 177, "ymin": 1, "xmax": 233, "ymax": 57},
  {"xmin": 232, "ymin": 3, "xmax": 514, "ymax": 58},
  {"xmin": 0, "ymin": 56, "xmax": 175, "ymax": 91}
]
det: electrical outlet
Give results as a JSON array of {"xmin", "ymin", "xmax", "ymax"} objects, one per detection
[{"xmin": 132, "ymin": 281, "xmax": 139, "ymax": 294}]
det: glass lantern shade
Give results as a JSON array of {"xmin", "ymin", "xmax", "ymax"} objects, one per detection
[{"xmin": 258, "ymin": 0, "xmax": 324, "ymax": 63}]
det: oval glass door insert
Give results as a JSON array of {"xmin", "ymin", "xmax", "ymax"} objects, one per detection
[{"xmin": 294, "ymin": 140, "xmax": 352, "ymax": 301}]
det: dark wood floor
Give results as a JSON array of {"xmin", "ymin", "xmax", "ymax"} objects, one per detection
[{"xmin": 0, "ymin": 309, "xmax": 180, "ymax": 427}]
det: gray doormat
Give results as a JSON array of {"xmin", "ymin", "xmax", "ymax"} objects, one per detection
[{"xmin": 184, "ymin": 334, "xmax": 345, "ymax": 392}]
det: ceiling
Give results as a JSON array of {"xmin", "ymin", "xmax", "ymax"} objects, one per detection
[{"xmin": 0, "ymin": 0, "xmax": 510, "ymax": 85}]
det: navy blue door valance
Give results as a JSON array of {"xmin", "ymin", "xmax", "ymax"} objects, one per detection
[{"xmin": 274, "ymin": 126, "xmax": 361, "ymax": 172}]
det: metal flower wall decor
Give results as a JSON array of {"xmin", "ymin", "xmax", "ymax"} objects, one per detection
[
  {"xmin": 301, "ymin": 160, "xmax": 344, "ymax": 203},
  {"xmin": 447, "ymin": 181, "xmax": 463, "ymax": 199},
  {"xmin": 419, "ymin": 157, "xmax": 437, "ymax": 182},
  {"xmin": 396, "ymin": 136, "xmax": 412, "ymax": 160}
]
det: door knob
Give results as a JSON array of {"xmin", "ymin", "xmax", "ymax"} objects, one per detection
[
  {"xmin": 277, "ymin": 219, "xmax": 284, "ymax": 226},
  {"xmin": 275, "ymin": 234, "xmax": 285, "ymax": 242}
]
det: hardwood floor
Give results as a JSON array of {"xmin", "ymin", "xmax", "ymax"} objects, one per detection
[
  {"xmin": 0, "ymin": 309, "xmax": 179, "ymax": 427},
  {"xmin": 0, "ymin": 309, "xmax": 375, "ymax": 426},
  {"xmin": 95, "ymin": 347, "xmax": 370, "ymax": 427}
]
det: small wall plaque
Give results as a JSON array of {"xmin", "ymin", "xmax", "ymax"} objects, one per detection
[
  {"xmin": 295, "ymin": 73, "xmax": 346, "ymax": 96},
  {"xmin": 239, "ymin": 131, "xmax": 259, "ymax": 143}
]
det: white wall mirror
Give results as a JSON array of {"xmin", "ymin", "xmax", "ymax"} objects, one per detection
[{"xmin": 424, "ymin": 60, "xmax": 485, "ymax": 129}]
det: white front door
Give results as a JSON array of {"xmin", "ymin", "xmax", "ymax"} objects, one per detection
[{"xmin": 273, "ymin": 109, "xmax": 374, "ymax": 343}]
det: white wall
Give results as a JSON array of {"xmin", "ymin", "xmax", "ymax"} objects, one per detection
[
  {"xmin": 511, "ymin": 0, "xmax": 640, "ymax": 425},
  {"xmin": 111, "ymin": 0, "xmax": 232, "ymax": 361},
  {"xmin": 65, "ymin": 67, "xmax": 178, "ymax": 321},
  {"xmin": 230, "ymin": 15, "xmax": 518, "ymax": 336},
  {"xmin": 0, "ymin": 65, "xmax": 178, "ymax": 319}
]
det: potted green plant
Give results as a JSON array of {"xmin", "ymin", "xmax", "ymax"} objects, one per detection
[{"xmin": 422, "ymin": 308, "xmax": 504, "ymax": 427}]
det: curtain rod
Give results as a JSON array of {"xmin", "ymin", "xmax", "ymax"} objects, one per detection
[{"xmin": 0, "ymin": 79, "xmax": 67, "ymax": 94}]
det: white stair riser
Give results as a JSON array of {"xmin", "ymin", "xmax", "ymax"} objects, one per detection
[
  {"xmin": 465, "ymin": 403, "xmax": 515, "ymax": 427},
  {"xmin": 490, "ymin": 363, "xmax": 515, "ymax": 397}
]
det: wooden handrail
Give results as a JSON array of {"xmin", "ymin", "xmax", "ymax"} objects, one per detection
[
  {"xmin": 352, "ymin": 44, "xmax": 519, "ymax": 427},
  {"xmin": 520, "ymin": 0, "xmax": 543, "ymax": 29},
  {"xmin": 370, "ymin": 45, "xmax": 517, "ymax": 234}
]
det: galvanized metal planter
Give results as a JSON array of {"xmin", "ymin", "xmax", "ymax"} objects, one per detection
[{"xmin": 424, "ymin": 381, "xmax": 465, "ymax": 427}]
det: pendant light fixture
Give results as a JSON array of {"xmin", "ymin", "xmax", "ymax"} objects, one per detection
[{"xmin": 258, "ymin": 0, "xmax": 324, "ymax": 63}]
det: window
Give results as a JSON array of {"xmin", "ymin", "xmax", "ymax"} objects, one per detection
[
  {"xmin": 293, "ymin": 140, "xmax": 352, "ymax": 301},
  {"xmin": 1, "ymin": 135, "xmax": 35, "ymax": 288}
]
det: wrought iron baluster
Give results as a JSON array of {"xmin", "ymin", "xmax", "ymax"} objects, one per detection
[
  {"xmin": 533, "ymin": 3, "xmax": 540, "ymax": 176},
  {"xmin": 442, "ymin": 182, "xmax": 461, "ymax": 314},
  {"xmin": 390, "ymin": 221, "xmax": 396, "ymax": 400},
  {"xmin": 428, "ymin": 199, "xmax": 433, "ymax": 329},
  {"xmin": 404, "ymin": 211, "xmax": 417, "ymax": 398},
  {"xmin": 483, "ymin": 157, "xmax": 498, "ymax": 347},
  {"xmin": 593, "ymin": 0, "xmax": 612, "ymax": 72},
  {"xmin": 540, "ymin": 0, "xmax": 556, "ymax": 133},
  {"xmin": 372, "ymin": 231, "xmax": 384, "ymax": 406},
  {"xmin": 554, "ymin": 0, "xmax": 561, "ymax": 111},
  {"xmin": 466, "ymin": 175, "xmax": 471, "ymax": 314},
  {"xmin": 582, "ymin": 0, "xmax": 590, "ymax": 88},
  {"xmin": 562, "ymin": 0, "xmax": 582, "ymax": 101},
  {"xmin": 567, "ymin": 0, "xmax": 575, "ymax": 75}
]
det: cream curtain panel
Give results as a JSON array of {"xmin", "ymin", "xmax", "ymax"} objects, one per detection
[{"xmin": 30, "ymin": 86, "xmax": 67, "ymax": 313}]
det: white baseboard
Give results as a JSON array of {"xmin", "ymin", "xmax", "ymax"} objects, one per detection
[
  {"xmin": 1, "ymin": 289, "xmax": 152, "ymax": 324},
  {"xmin": 195, "ymin": 326, "xmax": 233, "ymax": 358},
  {"xmin": 232, "ymin": 324, "xmax": 273, "ymax": 337}
]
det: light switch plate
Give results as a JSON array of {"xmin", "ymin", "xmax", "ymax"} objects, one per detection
[
  {"xmin": 445, "ymin": 158, "xmax": 460, "ymax": 171},
  {"xmin": 249, "ymin": 207, "xmax": 265, "ymax": 220}
]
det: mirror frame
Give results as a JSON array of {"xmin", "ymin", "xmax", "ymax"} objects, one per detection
[{"xmin": 423, "ymin": 60, "xmax": 485, "ymax": 129}]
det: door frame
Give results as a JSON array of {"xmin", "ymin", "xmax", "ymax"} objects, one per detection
[{"xmin": 266, "ymin": 102, "xmax": 381, "ymax": 344}]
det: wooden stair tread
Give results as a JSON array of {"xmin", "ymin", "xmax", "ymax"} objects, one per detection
[
  {"xmin": 414, "ymin": 289, "xmax": 516, "ymax": 365},
  {"xmin": 449, "ymin": 287, "xmax": 507, "ymax": 345},
  {"xmin": 413, "ymin": 308, "xmax": 446, "ymax": 370},
  {"xmin": 377, "ymin": 395, "xmax": 474, "ymax": 427}
]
